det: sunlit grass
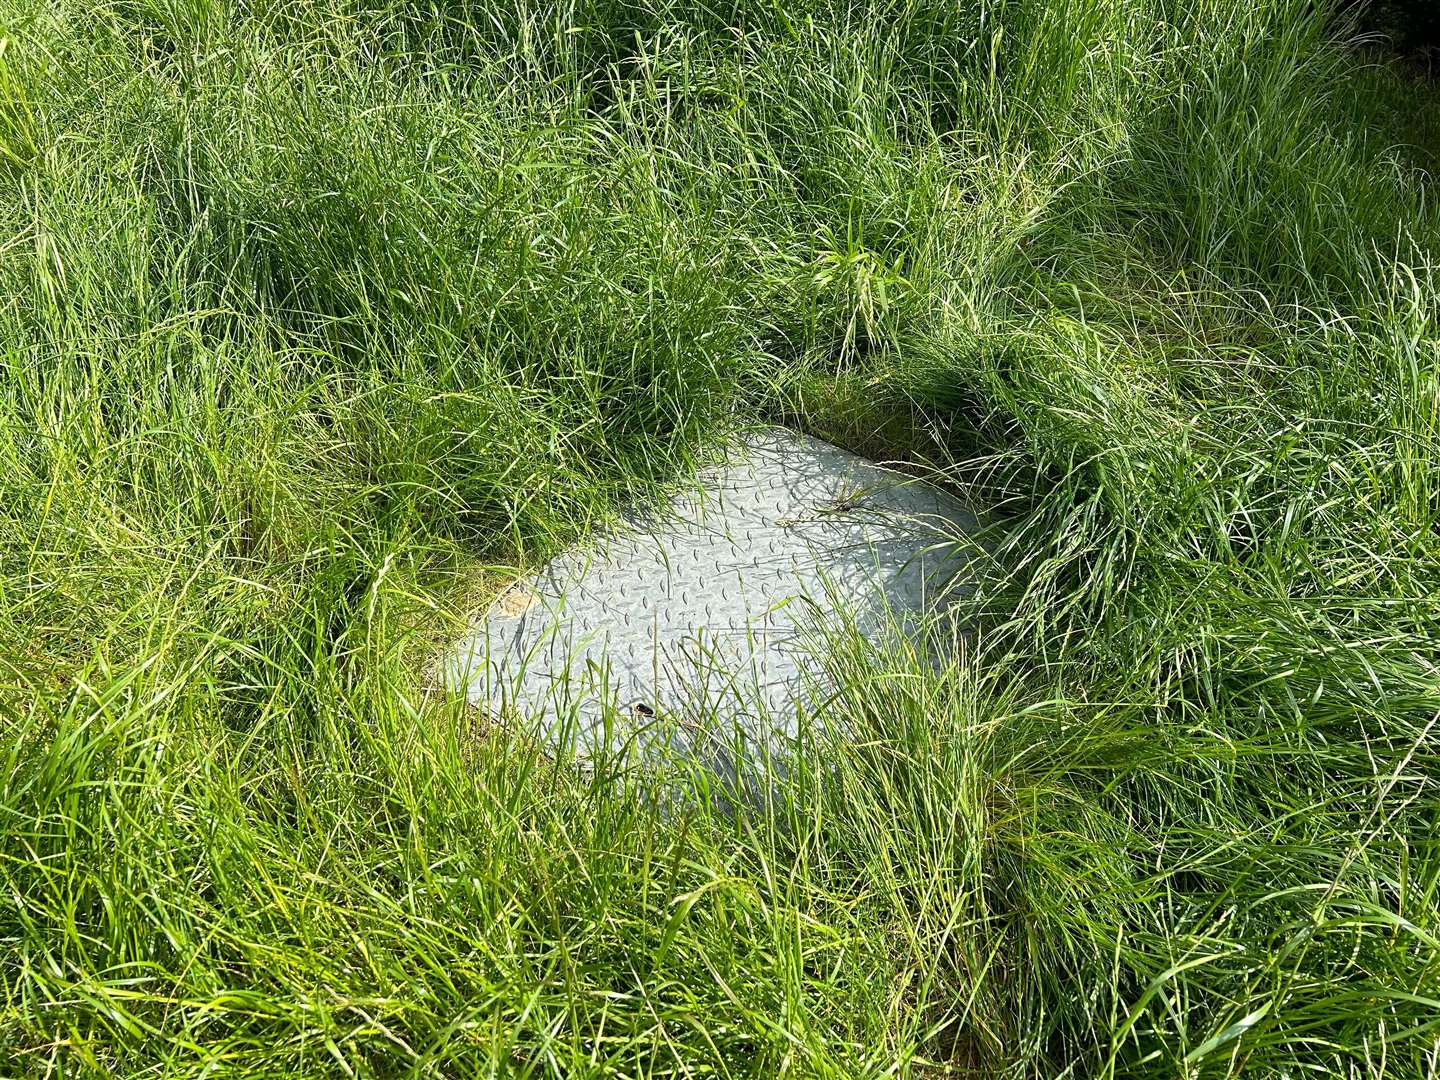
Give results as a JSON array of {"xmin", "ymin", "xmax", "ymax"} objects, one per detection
[{"xmin": 0, "ymin": 0, "xmax": 1437, "ymax": 1075}]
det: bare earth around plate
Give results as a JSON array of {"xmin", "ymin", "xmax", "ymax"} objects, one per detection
[{"xmin": 442, "ymin": 427, "xmax": 978, "ymax": 762}]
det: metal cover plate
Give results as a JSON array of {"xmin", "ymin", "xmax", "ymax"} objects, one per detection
[{"xmin": 442, "ymin": 427, "xmax": 977, "ymax": 758}]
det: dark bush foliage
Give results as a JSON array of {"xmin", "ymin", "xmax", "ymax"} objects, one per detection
[{"xmin": 1349, "ymin": 0, "xmax": 1440, "ymax": 60}]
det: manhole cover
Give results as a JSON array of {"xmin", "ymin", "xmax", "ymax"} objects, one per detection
[{"xmin": 442, "ymin": 427, "xmax": 977, "ymax": 761}]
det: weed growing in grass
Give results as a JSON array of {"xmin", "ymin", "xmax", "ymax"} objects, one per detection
[{"xmin": 0, "ymin": 0, "xmax": 1437, "ymax": 1075}]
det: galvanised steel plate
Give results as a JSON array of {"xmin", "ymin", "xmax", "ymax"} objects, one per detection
[{"xmin": 443, "ymin": 427, "xmax": 977, "ymax": 762}]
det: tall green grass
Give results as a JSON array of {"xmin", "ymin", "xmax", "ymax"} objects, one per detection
[{"xmin": 1, "ymin": 0, "xmax": 1437, "ymax": 1074}]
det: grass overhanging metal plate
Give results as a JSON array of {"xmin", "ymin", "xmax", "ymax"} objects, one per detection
[{"xmin": 444, "ymin": 427, "xmax": 979, "ymax": 761}]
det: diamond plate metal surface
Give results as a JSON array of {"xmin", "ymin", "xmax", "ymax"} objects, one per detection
[{"xmin": 442, "ymin": 427, "xmax": 977, "ymax": 759}]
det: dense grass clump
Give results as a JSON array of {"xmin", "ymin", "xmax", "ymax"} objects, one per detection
[{"xmin": 1, "ymin": 0, "xmax": 1438, "ymax": 1075}]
